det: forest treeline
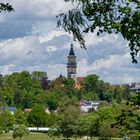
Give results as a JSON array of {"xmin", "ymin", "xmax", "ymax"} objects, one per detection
[
  {"xmin": 0, "ymin": 71, "xmax": 136, "ymax": 109},
  {"xmin": 0, "ymin": 71, "xmax": 139, "ymax": 139}
]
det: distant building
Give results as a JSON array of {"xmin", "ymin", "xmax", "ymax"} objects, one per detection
[
  {"xmin": 6, "ymin": 106, "xmax": 17, "ymax": 114},
  {"xmin": 75, "ymin": 77, "xmax": 85, "ymax": 89},
  {"xmin": 131, "ymin": 87, "xmax": 140, "ymax": 92},
  {"xmin": 67, "ymin": 44, "xmax": 77, "ymax": 81},
  {"xmin": 80, "ymin": 100, "xmax": 99, "ymax": 113},
  {"xmin": 41, "ymin": 76, "xmax": 51, "ymax": 90},
  {"xmin": 45, "ymin": 108, "xmax": 50, "ymax": 114},
  {"xmin": 131, "ymin": 83, "xmax": 140, "ymax": 92},
  {"xmin": 24, "ymin": 108, "xmax": 32, "ymax": 113},
  {"xmin": 77, "ymin": 77, "xmax": 85, "ymax": 83}
]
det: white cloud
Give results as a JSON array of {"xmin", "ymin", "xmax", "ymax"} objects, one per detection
[
  {"xmin": 0, "ymin": 30, "xmax": 139, "ymax": 84},
  {"xmin": 0, "ymin": 0, "xmax": 72, "ymax": 39},
  {"xmin": 2, "ymin": 0, "xmax": 72, "ymax": 21},
  {"xmin": 46, "ymin": 45, "xmax": 57, "ymax": 52},
  {"xmin": 0, "ymin": 0, "xmax": 139, "ymax": 84},
  {"xmin": 76, "ymin": 51, "xmax": 140, "ymax": 84},
  {"xmin": 0, "ymin": 64, "xmax": 13, "ymax": 75},
  {"xmin": 38, "ymin": 30, "xmax": 71, "ymax": 43}
]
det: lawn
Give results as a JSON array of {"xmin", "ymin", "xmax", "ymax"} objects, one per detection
[
  {"xmin": 0, "ymin": 133, "xmax": 123, "ymax": 140},
  {"xmin": 0, "ymin": 133, "xmax": 80, "ymax": 140}
]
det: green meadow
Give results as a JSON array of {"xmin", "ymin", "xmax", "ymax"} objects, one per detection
[{"xmin": 0, "ymin": 133, "xmax": 123, "ymax": 140}]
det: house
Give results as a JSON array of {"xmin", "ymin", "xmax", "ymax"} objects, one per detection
[
  {"xmin": 6, "ymin": 106, "xmax": 17, "ymax": 114},
  {"xmin": 45, "ymin": 108, "xmax": 50, "ymax": 114},
  {"xmin": 24, "ymin": 108, "xmax": 32, "ymax": 113},
  {"xmin": 80, "ymin": 100, "xmax": 99, "ymax": 113},
  {"xmin": 131, "ymin": 83, "xmax": 140, "ymax": 92},
  {"xmin": 90, "ymin": 101, "xmax": 99, "ymax": 111},
  {"xmin": 75, "ymin": 77, "xmax": 85, "ymax": 89}
]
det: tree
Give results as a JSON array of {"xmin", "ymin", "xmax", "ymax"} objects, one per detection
[
  {"xmin": 13, "ymin": 89, "xmax": 26, "ymax": 108},
  {"xmin": 58, "ymin": 105, "xmax": 80, "ymax": 139},
  {"xmin": 27, "ymin": 106, "xmax": 49, "ymax": 127},
  {"xmin": 31, "ymin": 71, "xmax": 47, "ymax": 82},
  {"xmin": 0, "ymin": 110, "xmax": 15, "ymax": 132},
  {"xmin": 99, "ymin": 120, "xmax": 118, "ymax": 140},
  {"xmin": 78, "ymin": 113, "xmax": 100, "ymax": 139},
  {"xmin": 83, "ymin": 91, "xmax": 99, "ymax": 101},
  {"xmin": 113, "ymin": 107, "xmax": 140, "ymax": 137},
  {"xmin": 131, "ymin": 92, "xmax": 140, "ymax": 106},
  {"xmin": 97, "ymin": 106, "xmax": 115, "ymax": 122},
  {"xmin": 82, "ymin": 74, "xmax": 99, "ymax": 92},
  {"xmin": 0, "ymin": 74, "xmax": 4, "ymax": 87},
  {"xmin": 46, "ymin": 92, "xmax": 59, "ymax": 111},
  {"xmin": 98, "ymin": 105, "xmax": 120, "ymax": 140},
  {"xmin": 57, "ymin": 0, "xmax": 140, "ymax": 63},
  {"xmin": 41, "ymin": 76, "xmax": 50, "ymax": 90},
  {"xmin": 50, "ymin": 75, "xmax": 66, "ymax": 90},
  {"xmin": 81, "ymin": 74, "xmax": 113, "ymax": 101},
  {"xmin": 1, "ymin": 71, "xmax": 48, "ymax": 108},
  {"xmin": 13, "ymin": 125, "xmax": 29, "ymax": 140},
  {"xmin": 64, "ymin": 78, "xmax": 77, "ymax": 99},
  {"xmin": 3, "ymin": 110, "xmax": 15, "ymax": 131},
  {"xmin": 15, "ymin": 109, "xmax": 27, "ymax": 125},
  {"xmin": 0, "ymin": 3, "xmax": 14, "ymax": 13},
  {"xmin": 121, "ymin": 85, "xmax": 131, "ymax": 101}
]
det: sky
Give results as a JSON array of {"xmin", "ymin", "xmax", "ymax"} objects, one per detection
[{"xmin": 0, "ymin": 0, "xmax": 139, "ymax": 84}]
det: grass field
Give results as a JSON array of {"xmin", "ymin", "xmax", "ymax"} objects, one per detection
[
  {"xmin": 0, "ymin": 133, "xmax": 123, "ymax": 140},
  {"xmin": 0, "ymin": 133, "xmax": 82, "ymax": 140}
]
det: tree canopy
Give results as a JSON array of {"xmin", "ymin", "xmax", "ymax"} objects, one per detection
[
  {"xmin": 13, "ymin": 125, "xmax": 29, "ymax": 140},
  {"xmin": 0, "ymin": 71, "xmax": 139, "ymax": 139},
  {"xmin": 57, "ymin": 0, "xmax": 140, "ymax": 63},
  {"xmin": 27, "ymin": 106, "xmax": 49, "ymax": 127},
  {"xmin": 0, "ymin": 3, "xmax": 14, "ymax": 13}
]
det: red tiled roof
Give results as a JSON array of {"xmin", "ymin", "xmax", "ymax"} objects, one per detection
[
  {"xmin": 24, "ymin": 109, "xmax": 32, "ymax": 113},
  {"xmin": 75, "ymin": 77, "xmax": 85, "ymax": 89},
  {"xmin": 77, "ymin": 77, "xmax": 85, "ymax": 83}
]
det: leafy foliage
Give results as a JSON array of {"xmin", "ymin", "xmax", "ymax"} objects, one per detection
[
  {"xmin": 58, "ymin": 105, "xmax": 80, "ymax": 139},
  {"xmin": 13, "ymin": 125, "xmax": 29, "ymax": 139},
  {"xmin": 131, "ymin": 92, "xmax": 140, "ymax": 106},
  {"xmin": 0, "ymin": 3, "xmax": 14, "ymax": 12},
  {"xmin": 114, "ymin": 107, "xmax": 140, "ymax": 135},
  {"xmin": 15, "ymin": 109, "xmax": 27, "ymax": 125},
  {"xmin": 57, "ymin": 0, "xmax": 140, "ymax": 63},
  {"xmin": 0, "ymin": 71, "xmax": 139, "ymax": 139},
  {"xmin": 0, "ymin": 110, "xmax": 15, "ymax": 132},
  {"xmin": 27, "ymin": 106, "xmax": 49, "ymax": 127}
]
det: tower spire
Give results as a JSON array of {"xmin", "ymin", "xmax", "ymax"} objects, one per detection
[
  {"xmin": 69, "ymin": 44, "xmax": 75, "ymax": 56},
  {"xmin": 67, "ymin": 44, "xmax": 77, "ymax": 81}
]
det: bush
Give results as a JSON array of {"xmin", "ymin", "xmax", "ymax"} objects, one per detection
[{"xmin": 13, "ymin": 125, "xmax": 29, "ymax": 139}]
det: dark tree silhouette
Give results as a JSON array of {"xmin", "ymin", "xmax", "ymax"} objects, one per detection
[
  {"xmin": 0, "ymin": 3, "xmax": 14, "ymax": 12},
  {"xmin": 57, "ymin": 0, "xmax": 140, "ymax": 63}
]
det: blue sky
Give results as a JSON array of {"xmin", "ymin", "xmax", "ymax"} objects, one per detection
[{"xmin": 0, "ymin": 0, "xmax": 139, "ymax": 84}]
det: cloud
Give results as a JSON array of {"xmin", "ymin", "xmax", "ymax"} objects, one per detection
[
  {"xmin": 0, "ymin": 29, "xmax": 139, "ymax": 84},
  {"xmin": 77, "ymin": 52, "xmax": 140, "ymax": 84},
  {"xmin": 0, "ymin": 0, "xmax": 72, "ymax": 39},
  {"xmin": 38, "ymin": 30, "xmax": 71, "ymax": 43},
  {"xmin": 0, "ymin": 0, "xmax": 139, "ymax": 84},
  {"xmin": 3, "ymin": 0, "xmax": 72, "ymax": 20},
  {"xmin": 0, "ymin": 30, "xmax": 72, "ymax": 76}
]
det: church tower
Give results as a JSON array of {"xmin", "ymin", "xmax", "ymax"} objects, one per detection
[{"xmin": 67, "ymin": 44, "xmax": 77, "ymax": 81}]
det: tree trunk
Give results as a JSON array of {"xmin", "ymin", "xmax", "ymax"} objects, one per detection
[{"xmin": 90, "ymin": 136, "xmax": 92, "ymax": 140}]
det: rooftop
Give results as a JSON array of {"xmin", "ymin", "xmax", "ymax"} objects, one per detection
[{"xmin": 69, "ymin": 44, "xmax": 75, "ymax": 56}]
